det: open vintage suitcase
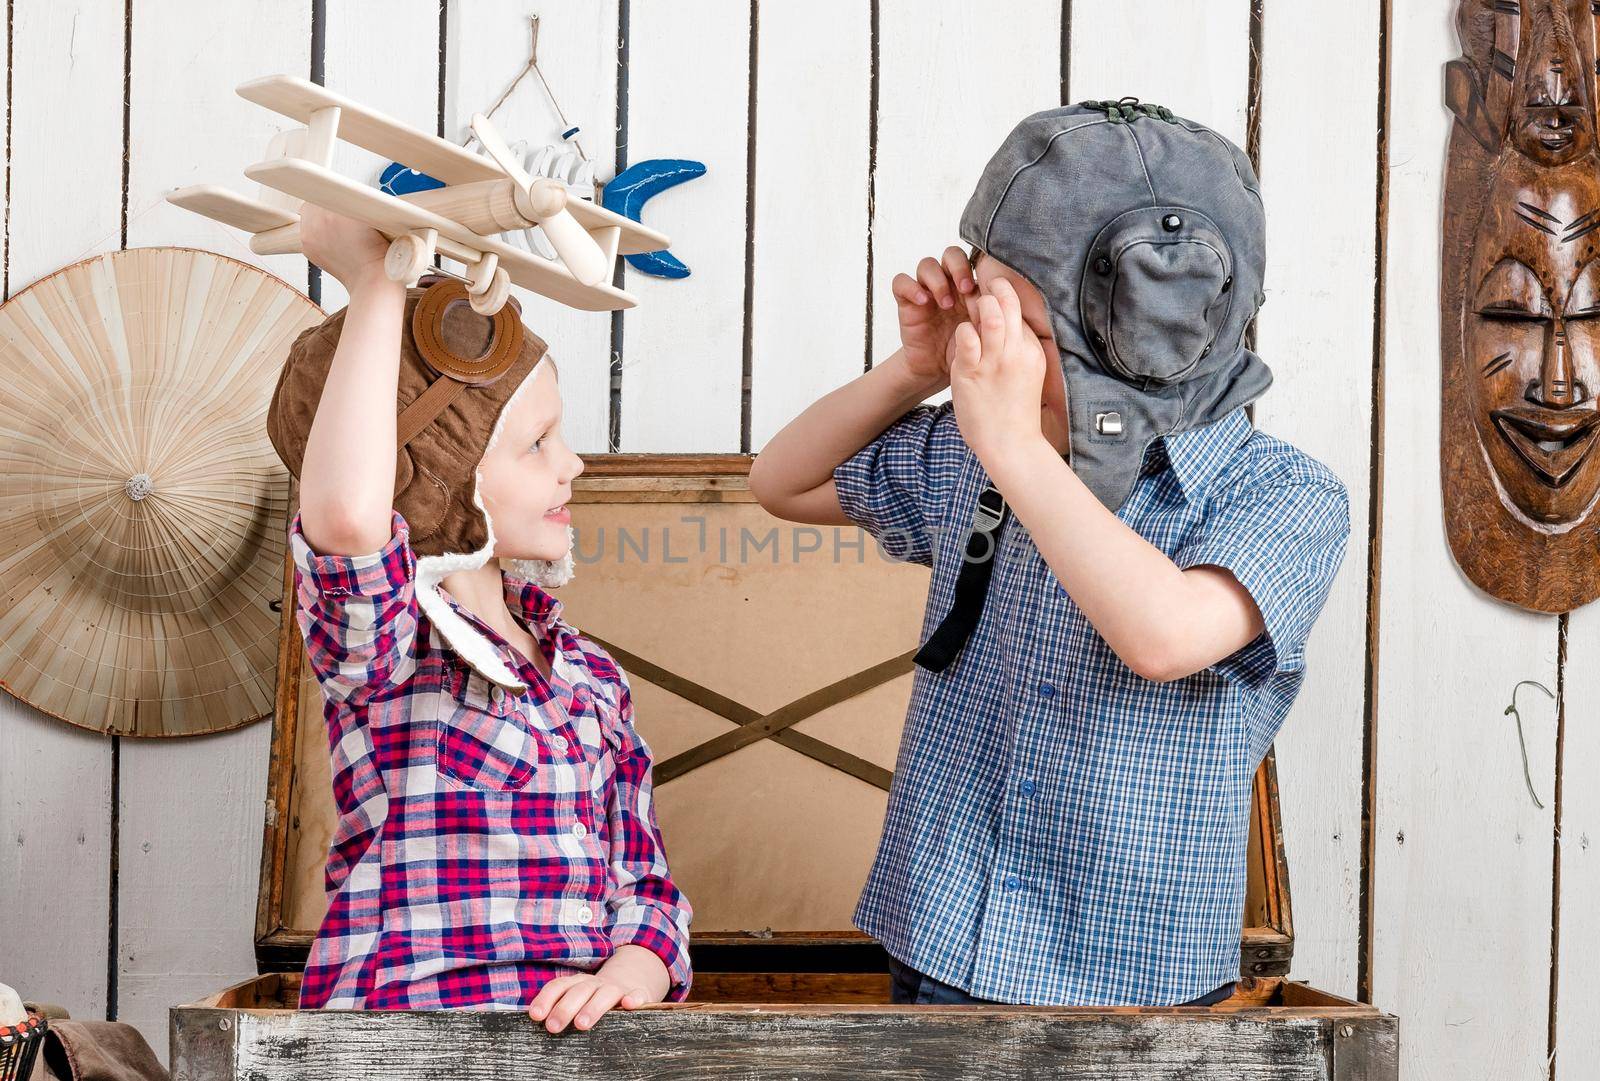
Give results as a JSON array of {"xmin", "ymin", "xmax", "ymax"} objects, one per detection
[{"xmin": 170, "ymin": 458, "xmax": 1397, "ymax": 1080}]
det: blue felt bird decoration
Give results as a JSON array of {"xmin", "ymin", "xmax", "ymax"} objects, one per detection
[
  {"xmin": 378, "ymin": 162, "xmax": 445, "ymax": 196},
  {"xmin": 601, "ymin": 159, "xmax": 707, "ymax": 278}
]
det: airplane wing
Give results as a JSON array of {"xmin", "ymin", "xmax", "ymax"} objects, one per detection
[
  {"xmin": 245, "ymin": 157, "xmax": 637, "ymax": 312},
  {"xmin": 236, "ymin": 74, "xmax": 667, "ymax": 255}
]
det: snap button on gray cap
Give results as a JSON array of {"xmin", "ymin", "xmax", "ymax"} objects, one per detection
[{"xmin": 1096, "ymin": 411, "xmax": 1124, "ymax": 435}]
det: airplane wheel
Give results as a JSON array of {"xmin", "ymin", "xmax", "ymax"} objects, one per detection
[
  {"xmin": 469, "ymin": 267, "xmax": 511, "ymax": 315},
  {"xmin": 384, "ymin": 233, "xmax": 432, "ymax": 285}
]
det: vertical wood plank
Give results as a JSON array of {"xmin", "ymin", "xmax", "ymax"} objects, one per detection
[
  {"xmin": 747, "ymin": 0, "xmax": 871, "ymax": 449},
  {"xmin": 119, "ymin": 1, "xmax": 312, "ymax": 1058},
  {"xmin": 317, "ymin": 0, "xmax": 441, "ymax": 316},
  {"xmin": 1371, "ymin": 5, "xmax": 1560, "ymax": 1080},
  {"xmin": 1069, "ymin": 1, "xmax": 1251, "ymax": 148},
  {"xmin": 443, "ymin": 0, "xmax": 620, "ymax": 455},
  {"xmin": 871, "ymin": 0, "xmax": 1062, "ymax": 373},
  {"xmin": 0, "ymin": 0, "xmax": 122, "ymax": 1020},
  {"xmin": 615, "ymin": 0, "xmax": 749, "ymax": 452},
  {"xmin": 1252, "ymin": 0, "xmax": 1381, "ymax": 998},
  {"xmin": 1556, "ymin": 610, "xmax": 1598, "ymax": 1078}
]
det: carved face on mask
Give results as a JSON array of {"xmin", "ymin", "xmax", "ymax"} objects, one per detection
[
  {"xmin": 1464, "ymin": 153, "xmax": 1600, "ymax": 525},
  {"xmin": 1442, "ymin": 0, "xmax": 1600, "ymax": 610}
]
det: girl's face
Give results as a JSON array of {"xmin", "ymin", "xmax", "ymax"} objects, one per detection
[
  {"xmin": 972, "ymin": 251, "xmax": 1073, "ymax": 453},
  {"xmin": 478, "ymin": 360, "xmax": 584, "ymax": 562}
]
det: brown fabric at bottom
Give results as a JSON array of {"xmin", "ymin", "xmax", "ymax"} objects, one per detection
[{"xmin": 26, "ymin": 1020, "xmax": 168, "ymax": 1081}]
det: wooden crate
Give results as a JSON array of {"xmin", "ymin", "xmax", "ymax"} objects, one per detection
[{"xmin": 171, "ymin": 457, "xmax": 1397, "ymax": 1081}]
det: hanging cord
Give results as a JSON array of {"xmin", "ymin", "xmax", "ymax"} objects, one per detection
[
  {"xmin": 461, "ymin": 14, "xmax": 589, "ymax": 163},
  {"xmin": 1502, "ymin": 679, "xmax": 1551, "ymax": 810}
]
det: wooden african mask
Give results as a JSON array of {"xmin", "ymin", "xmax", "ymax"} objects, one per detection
[{"xmin": 1443, "ymin": 0, "xmax": 1600, "ymax": 611}]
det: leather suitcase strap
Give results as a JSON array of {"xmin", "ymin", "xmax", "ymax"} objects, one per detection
[{"xmin": 584, "ymin": 633, "xmax": 907, "ymax": 791}]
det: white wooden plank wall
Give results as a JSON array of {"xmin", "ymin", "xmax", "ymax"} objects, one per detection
[
  {"xmin": 0, "ymin": 0, "xmax": 115, "ymax": 1023},
  {"xmin": 0, "ymin": 3, "xmax": 1592, "ymax": 1078},
  {"xmin": 444, "ymin": 0, "xmax": 620, "ymax": 454},
  {"xmin": 1373, "ymin": 7, "xmax": 1564, "ymax": 1081},
  {"xmin": 118, "ymin": 0, "xmax": 313, "ymax": 1053},
  {"xmin": 1253, "ymin": 2, "xmax": 1380, "ymax": 1001}
]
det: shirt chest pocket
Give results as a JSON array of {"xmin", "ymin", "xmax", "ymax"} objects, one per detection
[{"xmin": 433, "ymin": 668, "xmax": 541, "ymax": 792}]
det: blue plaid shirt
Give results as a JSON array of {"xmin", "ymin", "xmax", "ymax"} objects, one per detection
[{"xmin": 834, "ymin": 403, "xmax": 1350, "ymax": 1006}]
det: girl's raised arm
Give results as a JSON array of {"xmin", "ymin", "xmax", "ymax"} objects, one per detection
[{"xmin": 295, "ymin": 205, "xmax": 407, "ymax": 556}]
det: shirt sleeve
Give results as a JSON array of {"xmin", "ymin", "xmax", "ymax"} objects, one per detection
[
  {"xmin": 596, "ymin": 664, "xmax": 695, "ymax": 1002},
  {"xmin": 1172, "ymin": 473, "xmax": 1352, "ymax": 691},
  {"xmin": 831, "ymin": 401, "xmax": 964, "ymax": 567},
  {"xmin": 289, "ymin": 507, "xmax": 421, "ymax": 707}
]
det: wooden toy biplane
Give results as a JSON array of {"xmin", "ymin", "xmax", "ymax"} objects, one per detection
[{"xmin": 167, "ymin": 74, "xmax": 667, "ymax": 314}]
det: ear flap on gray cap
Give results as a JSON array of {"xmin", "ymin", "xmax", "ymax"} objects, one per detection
[{"xmin": 1080, "ymin": 205, "xmax": 1235, "ymax": 388}]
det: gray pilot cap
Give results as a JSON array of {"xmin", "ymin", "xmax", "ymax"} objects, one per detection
[{"xmin": 958, "ymin": 98, "xmax": 1273, "ymax": 512}]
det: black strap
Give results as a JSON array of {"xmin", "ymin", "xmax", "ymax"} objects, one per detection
[{"xmin": 912, "ymin": 484, "xmax": 1009, "ymax": 673}]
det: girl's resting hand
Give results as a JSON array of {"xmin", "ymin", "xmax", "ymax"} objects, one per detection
[{"xmin": 527, "ymin": 945, "xmax": 670, "ymax": 1033}]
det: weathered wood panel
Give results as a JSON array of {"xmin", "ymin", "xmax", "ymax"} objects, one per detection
[
  {"xmin": 1253, "ymin": 0, "xmax": 1382, "ymax": 998},
  {"xmin": 170, "ymin": 1003, "xmax": 1396, "ymax": 1081}
]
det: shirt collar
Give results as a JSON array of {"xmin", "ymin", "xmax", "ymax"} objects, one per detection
[
  {"xmin": 1142, "ymin": 407, "xmax": 1255, "ymax": 503},
  {"xmin": 499, "ymin": 568, "xmax": 566, "ymax": 632},
  {"xmin": 433, "ymin": 569, "xmax": 567, "ymax": 671}
]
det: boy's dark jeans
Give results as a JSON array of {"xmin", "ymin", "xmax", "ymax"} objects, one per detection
[{"xmin": 886, "ymin": 954, "xmax": 1236, "ymax": 1007}]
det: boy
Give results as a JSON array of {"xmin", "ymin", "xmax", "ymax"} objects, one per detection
[
  {"xmin": 750, "ymin": 99, "xmax": 1351, "ymax": 1007},
  {"xmin": 267, "ymin": 206, "xmax": 692, "ymax": 1030}
]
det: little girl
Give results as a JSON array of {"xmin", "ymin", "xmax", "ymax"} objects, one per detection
[{"xmin": 269, "ymin": 204, "xmax": 692, "ymax": 1031}]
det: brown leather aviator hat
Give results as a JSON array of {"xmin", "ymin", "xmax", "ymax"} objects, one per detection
[{"xmin": 266, "ymin": 274, "xmax": 569, "ymax": 692}]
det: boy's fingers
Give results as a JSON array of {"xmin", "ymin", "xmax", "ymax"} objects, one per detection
[
  {"xmin": 572, "ymin": 982, "xmax": 627, "ymax": 1031},
  {"xmin": 891, "ymin": 272, "xmax": 930, "ymax": 308},
  {"xmin": 988, "ymin": 278, "xmax": 1024, "ymax": 354},
  {"xmin": 948, "ymin": 321, "xmax": 982, "ymax": 379},
  {"xmin": 942, "ymin": 245, "xmax": 976, "ymax": 294},
  {"xmin": 916, "ymin": 257, "xmax": 956, "ymax": 309},
  {"xmin": 976, "ymin": 293, "xmax": 1006, "ymax": 360},
  {"xmin": 619, "ymin": 987, "xmax": 651, "ymax": 1009},
  {"xmin": 892, "ymin": 272, "xmax": 931, "ymax": 308}
]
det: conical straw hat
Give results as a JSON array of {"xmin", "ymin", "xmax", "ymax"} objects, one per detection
[{"xmin": 0, "ymin": 247, "xmax": 324, "ymax": 736}]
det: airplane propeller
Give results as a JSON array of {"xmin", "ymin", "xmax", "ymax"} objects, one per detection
[{"xmin": 470, "ymin": 111, "xmax": 608, "ymax": 288}]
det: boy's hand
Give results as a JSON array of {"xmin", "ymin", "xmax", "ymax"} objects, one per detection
[
  {"xmin": 527, "ymin": 945, "xmax": 669, "ymax": 1033},
  {"xmin": 948, "ymin": 277, "xmax": 1049, "ymax": 468},
  {"xmin": 299, "ymin": 203, "xmax": 393, "ymax": 292},
  {"xmin": 891, "ymin": 246, "xmax": 979, "ymax": 387}
]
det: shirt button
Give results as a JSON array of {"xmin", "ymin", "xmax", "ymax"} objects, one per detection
[
  {"xmin": 1039, "ymin": 682, "xmax": 1056, "ymax": 699},
  {"xmin": 571, "ymin": 821, "xmax": 587, "ymax": 839},
  {"xmin": 491, "ymin": 686, "xmax": 504, "ymax": 705},
  {"xmin": 1019, "ymin": 779, "xmax": 1036, "ymax": 797},
  {"xmin": 577, "ymin": 905, "xmax": 594, "ymax": 923},
  {"xmin": 552, "ymin": 735, "xmax": 569, "ymax": 752},
  {"xmin": 1004, "ymin": 875, "xmax": 1022, "ymax": 891}
]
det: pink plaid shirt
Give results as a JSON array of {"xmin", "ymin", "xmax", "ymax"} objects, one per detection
[{"xmin": 287, "ymin": 508, "xmax": 693, "ymax": 1009}]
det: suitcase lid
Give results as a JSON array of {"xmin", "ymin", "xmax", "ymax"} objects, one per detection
[{"xmin": 254, "ymin": 457, "xmax": 1293, "ymax": 978}]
